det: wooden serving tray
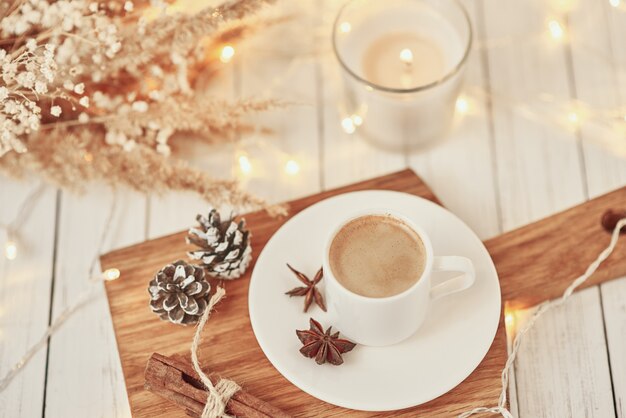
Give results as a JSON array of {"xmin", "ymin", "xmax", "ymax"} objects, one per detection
[{"xmin": 101, "ymin": 169, "xmax": 626, "ymax": 417}]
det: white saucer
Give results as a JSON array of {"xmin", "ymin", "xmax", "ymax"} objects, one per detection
[{"xmin": 248, "ymin": 191, "xmax": 501, "ymax": 411}]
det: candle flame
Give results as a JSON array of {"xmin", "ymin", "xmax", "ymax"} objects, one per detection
[{"xmin": 399, "ymin": 48, "xmax": 414, "ymax": 65}]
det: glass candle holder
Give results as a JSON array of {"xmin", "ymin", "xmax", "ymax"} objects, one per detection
[{"xmin": 333, "ymin": 0, "xmax": 472, "ymax": 151}]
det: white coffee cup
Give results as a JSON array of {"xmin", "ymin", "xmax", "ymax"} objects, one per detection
[{"xmin": 322, "ymin": 209, "xmax": 475, "ymax": 346}]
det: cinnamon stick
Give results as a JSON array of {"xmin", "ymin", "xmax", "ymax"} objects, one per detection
[{"xmin": 145, "ymin": 353, "xmax": 291, "ymax": 418}]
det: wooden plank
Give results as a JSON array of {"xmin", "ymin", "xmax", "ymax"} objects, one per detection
[
  {"xmin": 485, "ymin": 0, "xmax": 625, "ymax": 414},
  {"xmin": 601, "ymin": 276, "xmax": 626, "ymax": 418},
  {"xmin": 44, "ymin": 189, "xmax": 145, "ymax": 418},
  {"xmin": 604, "ymin": 0, "xmax": 626, "ymax": 107},
  {"xmin": 237, "ymin": 0, "xmax": 322, "ymax": 203},
  {"xmin": 567, "ymin": 0, "xmax": 626, "ymax": 197},
  {"xmin": 481, "ymin": 0, "xmax": 587, "ymax": 231},
  {"xmin": 513, "ymin": 286, "xmax": 615, "ymax": 418},
  {"xmin": 409, "ymin": 0, "xmax": 501, "ymax": 241},
  {"xmin": 319, "ymin": 0, "xmax": 407, "ymax": 190},
  {"xmin": 488, "ymin": 185, "xmax": 626, "ymax": 308},
  {"xmin": 0, "ymin": 179, "xmax": 57, "ymax": 418}
]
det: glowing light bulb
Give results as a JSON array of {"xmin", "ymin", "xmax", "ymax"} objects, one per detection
[
  {"xmin": 505, "ymin": 312, "xmax": 514, "ymax": 328},
  {"xmin": 238, "ymin": 155, "xmax": 252, "ymax": 175},
  {"xmin": 341, "ymin": 117, "xmax": 356, "ymax": 134},
  {"xmin": 399, "ymin": 48, "xmax": 414, "ymax": 65},
  {"xmin": 568, "ymin": 111, "xmax": 579, "ymax": 124},
  {"xmin": 456, "ymin": 96, "xmax": 469, "ymax": 114},
  {"xmin": 609, "ymin": 0, "xmax": 620, "ymax": 7},
  {"xmin": 548, "ymin": 20, "xmax": 565, "ymax": 40},
  {"xmin": 103, "ymin": 268, "xmax": 120, "ymax": 281},
  {"xmin": 340, "ymin": 22, "xmax": 351, "ymax": 33},
  {"xmin": 220, "ymin": 45, "xmax": 235, "ymax": 63},
  {"xmin": 5, "ymin": 241, "xmax": 17, "ymax": 260},
  {"xmin": 83, "ymin": 152, "xmax": 93, "ymax": 163},
  {"xmin": 284, "ymin": 159, "xmax": 300, "ymax": 176},
  {"xmin": 351, "ymin": 114, "xmax": 363, "ymax": 126}
]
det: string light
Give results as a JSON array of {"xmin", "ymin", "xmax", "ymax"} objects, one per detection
[
  {"xmin": 0, "ymin": 184, "xmax": 45, "ymax": 263},
  {"xmin": 341, "ymin": 117, "xmax": 356, "ymax": 134},
  {"xmin": 548, "ymin": 20, "xmax": 565, "ymax": 40},
  {"xmin": 504, "ymin": 311, "xmax": 515, "ymax": 328},
  {"xmin": 103, "ymin": 268, "xmax": 120, "ymax": 281},
  {"xmin": 83, "ymin": 152, "xmax": 93, "ymax": 163},
  {"xmin": 609, "ymin": 0, "xmax": 620, "ymax": 7},
  {"xmin": 351, "ymin": 114, "xmax": 363, "ymax": 126},
  {"xmin": 568, "ymin": 111, "xmax": 579, "ymax": 124},
  {"xmin": 238, "ymin": 155, "xmax": 252, "ymax": 175},
  {"xmin": 284, "ymin": 159, "xmax": 300, "ymax": 176},
  {"xmin": 339, "ymin": 22, "xmax": 351, "ymax": 33},
  {"xmin": 456, "ymin": 96, "xmax": 470, "ymax": 114},
  {"xmin": 4, "ymin": 241, "xmax": 17, "ymax": 261},
  {"xmin": 220, "ymin": 45, "xmax": 235, "ymax": 63},
  {"xmin": 461, "ymin": 220, "xmax": 626, "ymax": 418}
]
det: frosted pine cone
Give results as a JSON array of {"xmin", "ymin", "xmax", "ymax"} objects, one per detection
[
  {"xmin": 148, "ymin": 260, "xmax": 211, "ymax": 325},
  {"xmin": 187, "ymin": 209, "xmax": 252, "ymax": 280}
]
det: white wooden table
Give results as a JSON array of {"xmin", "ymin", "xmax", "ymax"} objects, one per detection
[{"xmin": 1, "ymin": 0, "xmax": 625, "ymax": 417}]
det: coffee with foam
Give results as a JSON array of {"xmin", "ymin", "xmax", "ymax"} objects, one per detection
[{"xmin": 328, "ymin": 215, "xmax": 426, "ymax": 298}]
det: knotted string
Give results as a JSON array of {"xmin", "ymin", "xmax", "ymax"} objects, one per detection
[
  {"xmin": 459, "ymin": 217, "xmax": 626, "ymax": 418},
  {"xmin": 190, "ymin": 287, "xmax": 241, "ymax": 418}
]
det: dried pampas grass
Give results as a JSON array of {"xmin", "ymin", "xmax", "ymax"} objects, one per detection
[{"xmin": 0, "ymin": 0, "xmax": 286, "ymax": 215}]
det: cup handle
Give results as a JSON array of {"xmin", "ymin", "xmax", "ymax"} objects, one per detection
[{"xmin": 430, "ymin": 256, "xmax": 475, "ymax": 300}]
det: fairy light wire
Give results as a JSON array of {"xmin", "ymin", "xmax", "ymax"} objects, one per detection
[
  {"xmin": 0, "ymin": 193, "xmax": 120, "ymax": 393},
  {"xmin": 459, "ymin": 217, "xmax": 626, "ymax": 418},
  {"xmin": 1, "ymin": 183, "xmax": 47, "ymax": 239}
]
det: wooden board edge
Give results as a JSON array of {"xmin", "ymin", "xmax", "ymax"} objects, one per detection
[{"xmin": 99, "ymin": 169, "xmax": 434, "ymax": 270}]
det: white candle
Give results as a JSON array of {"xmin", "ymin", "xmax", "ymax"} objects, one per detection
[{"xmin": 333, "ymin": 0, "xmax": 472, "ymax": 151}]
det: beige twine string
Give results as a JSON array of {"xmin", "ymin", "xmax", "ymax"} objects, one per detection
[
  {"xmin": 190, "ymin": 287, "xmax": 241, "ymax": 418},
  {"xmin": 459, "ymin": 217, "xmax": 626, "ymax": 418}
]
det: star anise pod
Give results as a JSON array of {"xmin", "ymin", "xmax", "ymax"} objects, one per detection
[
  {"xmin": 285, "ymin": 264, "xmax": 326, "ymax": 312},
  {"xmin": 296, "ymin": 318, "xmax": 356, "ymax": 365}
]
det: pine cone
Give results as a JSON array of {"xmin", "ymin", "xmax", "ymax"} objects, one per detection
[
  {"xmin": 148, "ymin": 260, "xmax": 211, "ymax": 325},
  {"xmin": 186, "ymin": 209, "xmax": 252, "ymax": 280}
]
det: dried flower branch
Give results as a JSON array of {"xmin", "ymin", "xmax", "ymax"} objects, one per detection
[
  {"xmin": 1, "ymin": 126, "xmax": 286, "ymax": 216},
  {"xmin": 0, "ymin": 0, "xmax": 284, "ymax": 214}
]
